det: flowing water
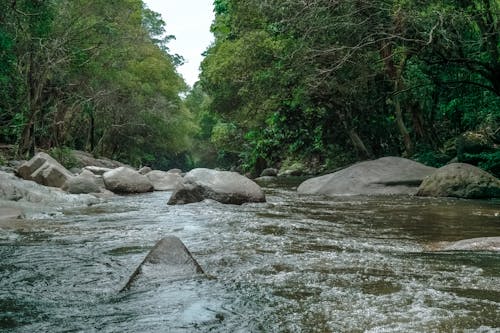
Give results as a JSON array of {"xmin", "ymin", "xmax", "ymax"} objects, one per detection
[{"xmin": 1, "ymin": 181, "xmax": 499, "ymax": 332}]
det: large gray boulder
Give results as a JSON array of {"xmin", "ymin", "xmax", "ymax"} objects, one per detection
[
  {"xmin": 146, "ymin": 170, "xmax": 182, "ymax": 191},
  {"xmin": 168, "ymin": 168, "xmax": 266, "ymax": 205},
  {"xmin": 416, "ymin": 163, "xmax": 500, "ymax": 199},
  {"xmin": 71, "ymin": 150, "xmax": 125, "ymax": 169},
  {"xmin": 62, "ymin": 170, "xmax": 102, "ymax": 194},
  {"xmin": 17, "ymin": 152, "xmax": 74, "ymax": 188},
  {"xmin": 438, "ymin": 237, "xmax": 500, "ymax": 251},
  {"xmin": 298, "ymin": 157, "xmax": 436, "ymax": 196},
  {"xmin": 122, "ymin": 236, "xmax": 205, "ymax": 291},
  {"xmin": 103, "ymin": 167, "xmax": 153, "ymax": 194},
  {"xmin": 0, "ymin": 171, "xmax": 99, "ymax": 208}
]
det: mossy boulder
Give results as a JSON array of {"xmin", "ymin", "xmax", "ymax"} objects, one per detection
[{"xmin": 416, "ymin": 163, "xmax": 500, "ymax": 199}]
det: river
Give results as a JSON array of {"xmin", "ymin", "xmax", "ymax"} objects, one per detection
[{"xmin": 1, "ymin": 180, "xmax": 499, "ymax": 332}]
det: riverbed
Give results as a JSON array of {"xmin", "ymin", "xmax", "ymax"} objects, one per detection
[{"xmin": 1, "ymin": 181, "xmax": 499, "ymax": 332}]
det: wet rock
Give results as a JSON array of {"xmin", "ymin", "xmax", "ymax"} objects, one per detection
[
  {"xmin": 168, "ymin": 168, "xmax": 266, "ymax": 205},
  {"xmin": 138, "ymin": 166, "xmax": 152, "ymax": 175},
  {"xmin": 62, "ymin": 170, "xmax": 102, "ymax": 194},
  {"xmin": 416, "ymin": 163, "xmax": 500, "ymax": 199},
  {"xmin": 435, "ymin": 237, "xmax": 500, "ymax": 251},
  {"xmin": 122, "ymin": 236, "xmax": 205, "ymax": 291},
  {"xmin": 83, "ymin": 166, "xmax": 113, "ymax": 176},
  {"xmin": 17, "ymin": 152, "xmax": 74, "ymax": 188},
  {"xmin": 298, "ymin": 157, "xmax": 436, "ymax": 196},
  {"xmin": 145, "ymin": 170, "xmax": 182, "ymax": 191},
  {"xmin": 103, "ymin": 167, "xmax": 153, "ymax": 194},
  {"xmin": 260, "ymin": 168, "xmax": 278, "ymax": 177}
]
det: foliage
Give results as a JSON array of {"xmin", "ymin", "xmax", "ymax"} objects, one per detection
[{"xmin": 48, "ymin": 147, "xmax": 78, "ymax": 170}]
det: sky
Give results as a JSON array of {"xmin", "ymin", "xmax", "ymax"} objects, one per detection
[{"xmin": 143, "ymin": 0, "xmax": 215, "ymax": 88}]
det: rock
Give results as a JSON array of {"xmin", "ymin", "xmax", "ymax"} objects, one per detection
[
  {"xmin": 138, "ymin": 166, "xmax": 152, "ymax": 175},
  {"xmin": 122, "ymin": 236, "xmax": 205, "ymax": 291},
  {"xmin": 278, "ymin": 162, "xmax": 305, "ymax": 177},
  {"xmin": 416, "ymin": 163, "xmax": 500, "ymax": 199},
  {"xmin": 0, "ymin": 171, "xmax": 99, "ymax": 207},
  {"xmin": 298, "ymin": 157, "xmax": 436, "ymax": 196},
  {"xmin": 456, "ymin": 131, "xmax": 495, "ymax": 164},
  {"xmin": 145, "ymin": 170, "xmax": 182, "ymax": 191},
  {"xmin": 436, "ymin": 237, "xmax": 500, "ymax": 251},
  {"xmin": 83, "ymin": 166, "xmax": 113, "ymax": 176},
  {"xmin": 62, "ymin": 170, "xmax": 102, "ymax": 194},
  {"xmin": 167, "ymin": 168, "xmax": 182, "ymax": 174},
  {"xmin": 168, "ymin": 168, "xmax": 266, "ymax": 205},
  {"xmin": 103, "ymin": 167, "xmax": 153, "ymax": 194},
  {"xmin": 71, "ymin": 150, "xmax": 125, "ymax": 169},
  {"xmin": 260, "ymin": 168, "xmax": 278, "ymax": 177},
  {"xmin": 0, "ymin": 207, "xmax": 24, "ymax": 221},
  {"xmin": 17, "ymin": 152, "xmax": 74, "ymax": 188},
  {"xmin": 255, "ymin": 176, "xmax": 277, "ymax": 183}
]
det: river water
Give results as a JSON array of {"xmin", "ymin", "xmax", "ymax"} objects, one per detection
[{"xmin": 1, "ymin": 181, "xmax": 499, "ymax": 332}]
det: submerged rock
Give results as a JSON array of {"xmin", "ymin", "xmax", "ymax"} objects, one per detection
[
  {"xmin": 122, "ymin": 236, "xmax": 205, "ymax": 291},
  {"xmin": 17, "ymin": 152, "xmax": 74, "ymax": 188},
  {"xmin": 103, "ymin": 167, "xmax": 153, "ymax": 194},
  {"xmin": 168, "ymin": 168, "xmax": 266, "ymax": 205},
  {"xmin": 416, "ymin": 163, "xmax": 500, "ymax": 199},
  {"xmin": 146, "ymin": 170, "xmax": 182, "ymax": 191},
  {"xmin": 298, "ymin": 157, "xmax": 435, "ymax": 196}
]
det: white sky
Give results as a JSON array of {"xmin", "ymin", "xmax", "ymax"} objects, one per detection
[{"xmin": 143, "ymin": 0, "xmax": 215, "ymax": 88}]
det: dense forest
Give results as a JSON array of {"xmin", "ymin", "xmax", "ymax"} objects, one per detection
[{"xmin": 1, "ymin": 0, "xmax": 499, "ymax": 176}]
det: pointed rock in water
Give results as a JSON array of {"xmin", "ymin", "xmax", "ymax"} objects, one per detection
[
  {"xmin": 298, "ymin": 157, "xmax": 436, "ymax": 196},
  {"xmin": 122, "ymin": 236, "xmax": 205, "ymax": 291},
  {"xmin": 168, "ymin": 168, "xmax": 266, "ymax": 205}
]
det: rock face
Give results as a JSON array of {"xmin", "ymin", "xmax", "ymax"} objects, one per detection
[
  {"xmin": 103, "ymin": 167, "xmax": 153, "ymax": 194},
  {"xmin": 62, "ymin": 170, "xmax": 102, "ymax": 194},
  {"xmin": 298, "ymin": 157, "xmax": 436, "ymax": 196},
  {"xmin": 122, "ymin": 236, "xmax": 205, "ymax": 291},
  {"xmin": 439, "ymin": 237, "xmax": 500, "ymax": 251},
  {"xmin": 168, "ymin": 168, "xmax": 266, "ymax": 205},
  {"xmin": 416, "ymin": 163, "xmax": 500, "ymax": 199},
  {"xmin": 146, "ymin": 170, "xmax": 182, "ymax": 191},
  {"xmin": 17, "ymin": 152, "xmax": 74, "ymax": 188},
  {"xmin": 138, "ymin": 166, "xmax": 152, "ymax": 175}
]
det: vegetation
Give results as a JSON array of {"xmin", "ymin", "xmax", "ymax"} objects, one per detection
[
  {"xmin": 0, "ymin": 0, "xmax": 193, "ymax": 169},
  {"xmin": 1, "ymin": 1, "xmax": 498, "ymax": 176},
  {"xmin": 195, "ymin": 0, "xmax": 499, "ymax": 176}
]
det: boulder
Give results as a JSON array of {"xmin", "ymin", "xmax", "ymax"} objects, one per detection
[
  {"xmin": 168, "ymin": 168, "xmax": 266, "ymax": 205},
  {"xmin": 255, "ymin": 176, "xmax": 277, "ymax": 183},
  {"xmin": 122, "ymin": 236, "xmax": 205, "ymax": 291},
  {"xmin": 146, "ymin": 170, "xmax": 182, "ymax": 191},
  {"xmin": 438, "ymin": 237, "xmax": 500, "ymax": 251},
  {"xmin": 298, "ymin": 157, "xmax": 436, "ymax": 196},
  {"xmin": 17, "ymin": 152, "xmax": 74, "ymax": 188},
  {"xmin": 416, "ymin": 163, "xmax": 500, "ymax": 199},
  {"xmin": 278, "ymin": 162, "xmax": 305, "ymax": 177},
  {"xmin": 260, "ymin": 168, "xmax": 278, "ymax": 177},
  {"xmin": 71, "ymin": 150, "xmax": 125, "ymax": 169},
  {"xmin": 83, "ymin": 166, "xmax": 112, "ymax": 176},
  {"xmin": 103, "ymin": 167, "xmax": 153, "ymax": 194},
  {"xmin": 0, "ymin": 171, "xmax": 99, "ymax": 207},
  {"xmin": 138, "ymin": 166, "xmax": 152, "ymax": 175},
  {"xmin": 62, "ymin": 170, "xmax": 102, "ymax": 194},
  {"xmin": 167, "ymin": 168, "xmax": 183, "ymax": 174}
]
